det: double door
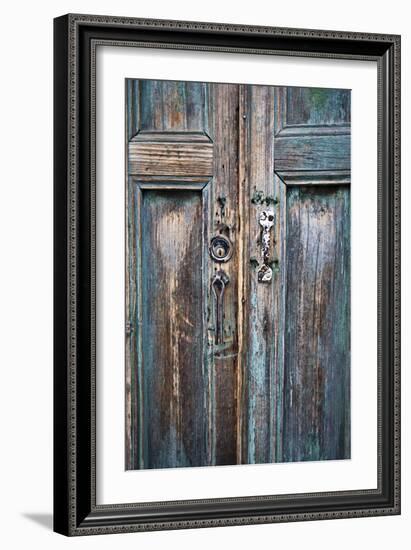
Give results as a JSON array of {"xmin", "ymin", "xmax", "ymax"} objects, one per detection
[{"xmin": 125, "ymin": 79, "xmax": 351, "ymax": 470}]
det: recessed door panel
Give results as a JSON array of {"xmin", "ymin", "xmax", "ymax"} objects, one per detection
[
  {"xmin": 139, "ymin": 189, "xmax": 205, "ymax": 469},
  {"xmin": 283, "ymin": 186, "xmax": 350, "ymax": 462},
  {"xmin": 139, "ymin": 80, "xmax": 209, "ymax": 133},
  {"xmin": 286, "ymin": 87, "xmax": 351, "ymax": 126}
]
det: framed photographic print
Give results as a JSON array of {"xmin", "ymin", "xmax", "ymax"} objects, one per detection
[{"xmin": 53, "ymin": 14, "xmax": 401, "ymax": 536}]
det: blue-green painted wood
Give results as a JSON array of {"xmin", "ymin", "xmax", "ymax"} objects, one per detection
[
  {"xmin": 139, "ymin": 79, "xmax": 207, "ymax": 132},
  {"xmin": 126, "ymin": 79, "xmax": 139, "ymax": 141},
  {"xmin": 286, "ymin": 87, "xmax": 351, "ymax": 126},
  {"xmin": 126, "ymin": 79, "xmax": 242, "ymax": 470},
  {"xmin": 274, "ymin": 134, "xmax": 350, "ymax": 171},
  {"xmin": 274, "ymin": 87, "xmax": 351, "ymax": 463},
  {"xmin": 126, "ymin": 79, "xmax": 215, "ymax": 470},
  {"xmin": 126, "ymin": 80, "xmax": 351, "ymax": 470},
  {"xmin": 206, "ymin": 83, "xmax": 240, "ymax": 466},
  {"xmin": 282, "ymin": 186, "xmax": 350, "ymax": 461},
  {"xmin": 241, "ymin": 84, "xmax": 278, "ymax": 465},
  {"xmin": 140, "ymin": 190, "xmax": 206, "ymax": 469}
]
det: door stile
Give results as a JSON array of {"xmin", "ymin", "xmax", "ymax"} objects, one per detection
[
  {"xmin": 125, "ymin": 79, "xmax": 142, "ymax": 471},
  {"xmin": 202, "ymin": 179, "xmax": 214, "ymax": 466},
  {"xmin": 125, "ymin": 85, "xmax": 132, "ymax": 469},
  {"xmin": 202, "ymin": 82, "xmax": 215, "ymax": 466},
  {"xmin": 273, "ymin": 87, "xmax": 288, "ymax": 463},
  {"xmin": 131, "ymin": 182, "xmax": 144, "ymax": 469},
  {"xmin": 209, "ymin": 83, "xmax": 240, "ymax": 465},
  {"xmin": 241, "ymin": 84, "xmax": 278, "ymax": 464},
  {"xmin": 272, "ymin": 172, "xmax": 287, "ymax": 463},
  {"xmin": 237, "ymin": 84, "xmax": 249, "ymax": 465}
]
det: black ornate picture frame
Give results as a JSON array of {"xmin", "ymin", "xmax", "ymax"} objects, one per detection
[{"xmin": 53, "ymin": 13, "xmax": 401, "ymax": 536}]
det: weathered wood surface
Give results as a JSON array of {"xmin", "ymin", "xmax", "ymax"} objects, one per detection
[
  {"xmin": 276, "ymin": 170, "xmax": 351, "ymax": 186},
  {"xmin": 282, "ymin": 186, "xmax": 350, "ymax": 461},
  {"xmin": 285, "ymin": 87, "xmax": 351, "ymax": 126},
  {"xmin": 274, "ymin": 134, "xmax": 350, "ymax": 171},
  {"xmin": 132, "ymin": 131, "xmax": 212, "ymax": 142},
  {"xmin": 138, "ymin": 79, "xmax": 210, "ymax": 133},
  {"xmin": 275, "ymin": 86, "xmax": 350, "ymax": 172},
  {"xmin": 126, "ymin": 79, "xmax": 241, "ymax": 469},
  {"xmin": 126, "ymin": 79, "xmax": 214, "ymax": 470},
  {"xmin": 140, "ymin": 190, "xmax": 206, "ymax": 468},
  {"xmin": 128, "ymin": 141, "xmax": 214, "ymax": 176},
  {"xmin": 126, "ymin": 79, "xmax": 351, "ymax": 470},
  {"xmin": 240, "ymin": 84, "xmax": 278, "ymax": 464},
  {"xmin": 208, "ymin": 83, "xmax": 240, "ymax": 466},
  {"xmin": 274, "ymin": 86, "xmax": 351, "ymax": 462}
]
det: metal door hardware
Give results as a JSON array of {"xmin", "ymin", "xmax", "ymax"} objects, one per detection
[
  {"xmin": 258, "ymin": 210, "xmax": 274, "ymax": 283},
  {"xmin": 210, "ymin": 236, "xmax": 232, "ymax": 262},
  {"xmin": 211, "ymin": 270, "xmax": 230, "ymax": 344}
]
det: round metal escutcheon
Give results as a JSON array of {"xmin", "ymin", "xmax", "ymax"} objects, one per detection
[{"xmin": 209, "ymin": 236, "xmax": 233, "ymax": 262}]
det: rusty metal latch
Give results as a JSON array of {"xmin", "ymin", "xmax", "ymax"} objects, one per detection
[
  {"xmin": 211, "ymin": 270, "xmax": 229, "ymax": 344},
  {"xmin": 258, "ymin": 210, "xmax": 274, "ymax": 283}
]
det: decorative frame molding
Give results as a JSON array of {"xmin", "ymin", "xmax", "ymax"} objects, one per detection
[{"xmin": 54, "ymin": 13, "xmax": 400, "ymax": 536}]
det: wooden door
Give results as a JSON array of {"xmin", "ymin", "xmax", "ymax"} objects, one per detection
[
  {"xmin": 125, "ymin": 80, "xmax": 351, "ymax": 470},
  {"xmin": 273, "ymin": 87, "xmax": 351, "ymax": 462}
]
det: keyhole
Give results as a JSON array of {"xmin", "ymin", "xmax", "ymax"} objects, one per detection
[{"xmin": 210, "ymin": 236, "xmax": 232, "ymax": 262}]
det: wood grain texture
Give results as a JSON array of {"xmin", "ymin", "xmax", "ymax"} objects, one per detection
[
  {"xmin": 286, "ymin": 87, "xmax": 351, "ymax": 126},
  {"xmin": 240, "ymin": 84, "xmax": 278, "ymax": 464},
  {"xmin": 208, "ymin": 83, "xmax": 240, "ymax": 465},
  {"xmin": 126, "ymin": 79, "xmax": 214, "ymax": 470},
  {"xmin": 128, "ymin": 141, "xmax": 214, "ymax": 176},
  {"xmin": 126, "ymin": 79, "xmax": 140, "ymax": 141},
  {"xmin": 139, "ymin": 79, "xmax": 210, "ymax": 133},
  {"xmin": 274, "ymin": 87, "xmax": 351, "ymax": 463},
  {"xmin": 274, "ymin": 86, "xmax": 351, "ymax": 171},
  {"xmin": 277, "ymin": 170, "xmax": 351, "ymax": 186},
  {"xmin": 139, "ymin": 190, "xmax": 207, "ymax": 468},
  {"xmin": 282, "ymin": 186, "xmax": 350, "ymax": 461},
  {"xmin": 126, "ymin": 80, "xmax": 351, "ymax": 470},
  {"xmin": 132, "ymin": 132, "xmax": 212, "ymax": 142},
  {"xmin": 274, "ymin": 134, "xmax": 350, "ymax": 171},
  {"xmin": 272, "ymin": 173, "xmax": 288, "ymax": 462}
]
